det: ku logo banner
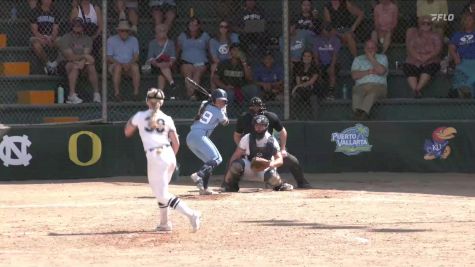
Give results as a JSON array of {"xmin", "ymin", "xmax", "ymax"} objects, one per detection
[
  {"xmin": 0, "ymin": 135, "xmax": 32, "ymax": 167},
  {"xmin": 424, "ymin": 127, "xmax": 457, "ymax": 160}
]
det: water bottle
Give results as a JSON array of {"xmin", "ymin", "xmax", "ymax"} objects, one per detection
[
  {"xmin": 57, "ymin": 84, "xmax": 64, "ymax": 104},
  {"xmin": 441, "ymin": 56, "xmax": 449, "ymax": 74},
  {"xmin": 342, "ymin": 84, "xmax": 348, "ymax": 100}
]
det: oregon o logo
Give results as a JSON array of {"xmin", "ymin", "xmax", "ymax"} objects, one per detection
[{"xmin": 68, "ymin": 131, "xmax": 102, "ymax": 166}]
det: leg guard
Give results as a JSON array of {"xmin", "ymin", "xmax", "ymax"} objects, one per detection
[
  {"xmin": 223, "ymin": 159, "xmax": 244, "ymax": 192},
  {"xmin": 264, "ymin": 168, "xmax": 282, "ymax": 188},
  {"xmin": 198, "ymin": 159, "xmax": 220, "ymax": 189}
]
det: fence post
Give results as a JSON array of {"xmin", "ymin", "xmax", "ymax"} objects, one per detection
[
  {"xmin": 282, "ymin": 0, "xmax": 290, "ymax": 120},
  {"xmin": 101, "ymin": 0, "xmax": 108, "ymax": 123}
]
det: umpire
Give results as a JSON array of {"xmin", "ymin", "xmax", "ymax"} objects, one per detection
[{"xmin": 233, "ymin": 97, "xmax": 312, "ymax": 189}]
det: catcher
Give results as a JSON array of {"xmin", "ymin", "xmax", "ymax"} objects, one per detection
[{"xmin": 222, "ymin": 115, "xmax": 294, "ymax": 192}]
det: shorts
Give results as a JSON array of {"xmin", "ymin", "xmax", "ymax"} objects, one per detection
[
  {"xmin": 125, "ymin": 0, "xmax": 138, "ymax": 9},
  {"xmin": 402, "ymin": 63, "xmax": 440, "ymax": 77},
  {"xmin": 150, "ymin": 0, "xmax": 176, "ymax": 12},
  {"xmin": 335, "ymin": 26, "xmax": 353, "ymax": 38},
  {"xmin": 179, "ymin": 59, "xmax": 208, "ymax": 68}
]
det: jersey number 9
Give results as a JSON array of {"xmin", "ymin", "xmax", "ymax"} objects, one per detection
[{"xmin": 199, "ymin": 111, "xmax": 213, "ymax": 124}]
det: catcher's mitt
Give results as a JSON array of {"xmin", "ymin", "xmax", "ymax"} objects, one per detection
[{"xmin": 250, "ymin": 157, "xmax": 270, "ymax": 172}]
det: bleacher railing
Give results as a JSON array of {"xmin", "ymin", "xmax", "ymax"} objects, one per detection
[{"xmin": 0, "ymin": 0, "xmax": 474, "ymax": 125}]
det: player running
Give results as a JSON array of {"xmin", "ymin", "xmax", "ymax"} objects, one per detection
[
  {"xmin": 186, "ymin": 88, "xmax": 229, "ymax": 195},
  {"xmin": 125, "ymin": 88, "xmax": 200, "ymax": 233}
]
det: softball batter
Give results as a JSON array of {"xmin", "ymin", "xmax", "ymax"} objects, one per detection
[
  {"xmin": 186, "ymin": 89, "xmax": 229, "ymax": 195},
  {"xmin": 125, "ymin": 88, "xmax": 201, "ymax": 232}
]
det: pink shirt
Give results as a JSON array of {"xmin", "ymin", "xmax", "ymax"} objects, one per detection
[
  {"xmin": 405, "ymin": 27, "xmax": 443, "ymax": 66},
  {"xmin": 374, "ymin": 2, "xmax": 398, "ymax": 32}
]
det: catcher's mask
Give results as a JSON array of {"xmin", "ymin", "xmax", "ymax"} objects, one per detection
[
  {"xmin": 252, "ymin": 114, "xmax": 269, "ymax": 140},
  {"xmin": 211, "ymin": 88, "xmax": 228, "ymax": 104},
  {"xmin": 146, "ymin": 88, "xmax": 165, "ymax": 106},
  {"xmin": 249, "ymin": 97, "xmax": 265, "ymax": 115}
]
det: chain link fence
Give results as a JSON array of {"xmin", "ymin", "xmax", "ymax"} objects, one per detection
[{"xmin": 0, "ymin": 0, "xmax": 474, "ymax": 125}]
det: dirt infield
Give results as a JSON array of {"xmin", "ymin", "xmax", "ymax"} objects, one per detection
[{"xmin": 1, "ymin": 173, "xmax": 475, "ymax": 267}]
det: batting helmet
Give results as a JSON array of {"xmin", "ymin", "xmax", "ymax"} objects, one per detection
[{"xmin": 211, "ymin": 88, "xmax": 228, "ymax": 103}]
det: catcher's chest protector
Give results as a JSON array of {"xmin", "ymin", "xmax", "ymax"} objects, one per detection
[{"xmin": 248, "ymin": 135, "xmax": 276, "ymax": 160}]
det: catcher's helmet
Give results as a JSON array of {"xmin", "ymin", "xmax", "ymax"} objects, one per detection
[
  {"xmin": 252, "ymin": 114, "xmax": 269, "ymax": 128},
  {"xmin": 211, "ymin": 88, "xmax": 228, "ymax": 103}
]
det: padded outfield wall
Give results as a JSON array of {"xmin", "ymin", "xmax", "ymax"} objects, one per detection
[{"xmin": 0, "ymin": 121, "xmax": 473, "ymax": 181}]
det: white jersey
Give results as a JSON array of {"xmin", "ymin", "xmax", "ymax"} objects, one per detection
[
  {"xmin": 77, "ymin": 3, "xmax": 98, "ymax": 25},
  {"xmin": 239, "ymin": 132, "xmax": 280, "ymax": 156},
  {"xmin": 131, "ymin": 109, "xmax": 176, "ymax": 151}
]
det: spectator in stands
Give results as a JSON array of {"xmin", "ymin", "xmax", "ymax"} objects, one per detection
[
  {"xmin": 291, "ymin": 50, "xmax": 319, "ymax": 119},
  {"xmin": 232, "ymin": 0, "xmax": 267, "ymax": 57},
  {"xmin": 115, "ymin": 0, "xmax": 139, "ymax": 33},
  {"xmin": 107, "ymin": 20, "xmax": 140, "ymax": 102},
  {"xmin": 323, "ymin": 0, "xmax": 364, "ymax": 58},
  {"xmin": 28, "ymin": 0, "xmax": 38, "ymax": 10},
  {"xmin": 462, "ymin": 0, "xmax": 475, "ymax": 15},
  {"xmin": 448, "ymin": 12, "xmax": 475, "ymax": 98},
  {"xmin": 351, "ymin": 39, "xmax": 388, "ymax": 120},
  {"xmin": 295, "ymin": 0, "xmax": 323, "ymax": 38},
  {"xmin": 403, "ymin": 15, "xmax": 443, "ymax": 98},
  {"xmin": 209, "ymin": 20, "xmax": 240, "ymax": 89},
  {"xmin": 56, "ymin": 17, "xmax": 100, "ymax": 104},
  {"xmin": 71, "ymin": 0, "xmax": 103, "ymax": 61},
  {"xmin": 177, "ymin": 18, "xmax": 211, "ymax": 100},
  {"xmin": 416, "ymin": 0, "xmax": 448, "ymax": 38},
  {"xmin": 253, "ymin": 50, "xmax": 284, "ymax": 101},
  {"xmin": 147, "ymin": 24, "xmax": 177, "ymax": 96},
  {"xmin": 313, "ymin": 22, "xmax": 341, "ymax": 100},
  {"xmin": 280, "ymin": 20, "xmax": 310, "ymax": 69},
  {"xmin": 213, "ymin": 43, "xmax": 256, "ymax": 106},
  {"xmin": 29, "ymin": 0, "xmax": 60, "ymax": 75},
  {"xmin": 149, "ymin": 0, "xmax": 176, "ymax": 30},
  {"xmin": 372, "ymin": 0, "xmax": 399, "ymax": 54}
]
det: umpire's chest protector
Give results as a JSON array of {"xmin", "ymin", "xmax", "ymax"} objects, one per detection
[{"xmin": 248, "ymin": 135, "xmax": 276, "ymax": 160}]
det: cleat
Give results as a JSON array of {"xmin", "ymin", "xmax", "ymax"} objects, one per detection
[
  {"xmin": 156, "ymin": 223, "xmax": 172, "ymax": 232},
  {"xmin": 190, "ymin": 211, "xmax": 201, "ymax": 232},
  {"xmin": 199, "ymin": 188, "xmax": 214, "ymax": 195},
  {"xmin": 297, "ymin": 181, "xmax": 313, "ymax": 189},
  {"xmin": 276, "ymin": 182, "xmax": 294, "ymax": 191},
  {"xmin": 190, "ymin": 173, "xmax": 205, "ymax": 191}
]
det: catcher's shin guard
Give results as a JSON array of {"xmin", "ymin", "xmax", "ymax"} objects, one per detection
[
  {"xmin": 223, "ymin": 159, "xmax": 244, "ymax": 192},
  {"xmin": 264, "ymin": 168, "xmax": 282, "ymax": 187}
]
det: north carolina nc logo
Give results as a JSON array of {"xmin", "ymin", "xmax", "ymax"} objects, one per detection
[
  {"xmin": 331, "ymin": 124, "xmax": 372, "ymax": 156},
  {"xmin": 424, "ymin": 127, "xmax": 457, "ymax": 160},
  {"xmin": 0, "ymin": 135, "xmax": 32, "ymax": 167}
]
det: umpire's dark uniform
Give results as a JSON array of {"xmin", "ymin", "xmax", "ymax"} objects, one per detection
[{"xmin": 234, "ymin": 110, "xmax": 312, "ymax": 188}]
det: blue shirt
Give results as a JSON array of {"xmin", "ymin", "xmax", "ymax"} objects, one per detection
[
  {"xmin": 147, "ymin": 38, "xmax": 176, "ymax": 61},
  {"xmin": 279, "ymin": 30, "xmax": 309, "ymax": 61},
  {"xmin": 190, "ymin": 102, "xmax": 228, "ymax": 137},
  {"xmin": 106, "ymin": 35, "xmax": 139, "ymax": 64},
  {"xmin": 178, "ymin": 32, "xmax": 211, "ymax": 64},
  {"xmin": 253, "ymin": 63, "xmax": 283, "ymax": 83},
  {"xmin": 450, "ymin": 31, "xmax": 475, "ymax": 60},
  {"xmin": 351, "ymin": 54, "xmax": 388, "ymax": 86},
  {"xmin": 209, "ymin": 33, "xmax": 240, "ymax": 62},
  {"xmin": 313, "ymin": 35, "xmax": 341, "ymax": 65}
]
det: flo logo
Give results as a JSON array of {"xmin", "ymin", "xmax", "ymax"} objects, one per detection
[
  {"xmin": 0, "ymin": 135, "xmax": 32, "ymax": 167},
  {"xmin": 331, "ymin": 124, "xmax": 372, "ymax": 156},
  {"xmin": 424, "ymin": 127, "xmax": 457, "ymax": 160},
  {"xmin": 430, "ymin": 13, "xmax": 455, "ymax": 21}
]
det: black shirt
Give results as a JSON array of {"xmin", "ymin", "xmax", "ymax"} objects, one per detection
[
  {"xmin": 235, "ymin": 111, "xmax": 283, "ymax": 135},
  {"xmin": 294, "ymin": 62, "xmax": 319, "ymax": 83},
  {"xmin": 29, "ymin": 7, "xmax": 60, "ymax": 36},
  {"xmin": 215, "ymin": 59, "xmax": 247, "ymax": 88},
  {"xmin": 295, "ymin": 14, "xmax": 322, "ymax": 35}
]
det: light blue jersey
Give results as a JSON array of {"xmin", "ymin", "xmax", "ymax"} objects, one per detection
[{"xmin": 190, "ymin": 101, "xmax": 228, "ymax": 137}]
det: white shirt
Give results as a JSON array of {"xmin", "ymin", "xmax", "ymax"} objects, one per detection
[
  {"xmin": 239, "ymin": 132, "xmax": 280, "ymax": 156},
  {"xmin": 131, "ymin": 109, "xmax": 176, "ymax": 151},
  {"xmin": 78, "ymin": 3, "xmax": 98, "ymax": 25}
]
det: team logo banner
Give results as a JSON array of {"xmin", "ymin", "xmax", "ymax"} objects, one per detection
[
  {"xmin": 423, "ymin": 127, "xmax": 457, "ymax": 160},
  {"xmin": 331, "ymin": 124, "xmax": 372, "ymax": 156}
]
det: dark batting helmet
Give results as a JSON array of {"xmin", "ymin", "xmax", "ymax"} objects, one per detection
[{"xmin": 211, "ymin": 88, "xmax": 228, "ymax": 103}]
